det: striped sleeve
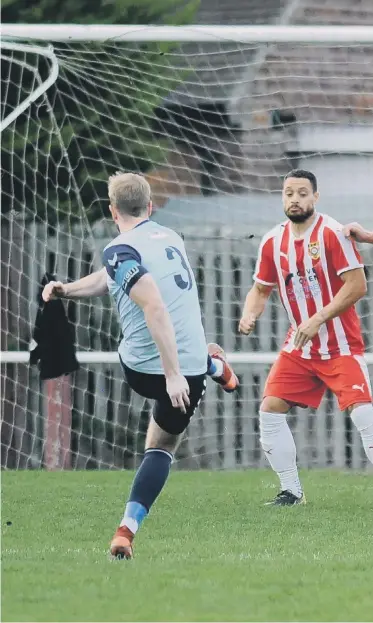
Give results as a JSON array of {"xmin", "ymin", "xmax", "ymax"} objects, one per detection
[
  {"xmin": 253, "ymin": 234, "xmax": 277, "ymax": 286},
  {"xmin": 325, "ymin": 228, "xmax": 364, "ymax": 276},
  {"xmin": 103, "ymin": 244, "xmax": 148, "ymax": 294}
]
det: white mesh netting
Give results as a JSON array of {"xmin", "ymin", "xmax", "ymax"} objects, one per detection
[{"xmin": 1, "ymin": 22, "xmax": 373, "ymax": 470}]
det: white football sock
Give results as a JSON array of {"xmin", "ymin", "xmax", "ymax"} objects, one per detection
[
  {"xmin": 259, "ymin": 411, "xmax": 303, "ymax": 498},
  {"xmin": 211, "ymin": 357, "xmax": 224, "ymax": 378},
  {"xmin": 350, "ymin": 404, "xmax": 373, "ymax": 464},
  {"xmin": 119, "ymin": 517, "xmax": 138, "ymax": 534}
]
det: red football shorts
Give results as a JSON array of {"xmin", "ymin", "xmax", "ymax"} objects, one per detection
[{"xmin": 264, "ymin": 351, "xmax": 372, "ymax": 411}]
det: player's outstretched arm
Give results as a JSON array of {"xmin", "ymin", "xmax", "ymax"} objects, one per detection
[
  {"xmin": 42, "ymin": 267, "xmax": 108, "ymax": 302},
  {"xmin": 239, "ymin": 282, "xmax": 273, "ymax": 335},
  {"xmin": 343, "ymin": 222, "xmax": 373, "ymax": 244},
  {"xmin": 129, "ymin": 273, "xmax": 190, "ymax": 413}
]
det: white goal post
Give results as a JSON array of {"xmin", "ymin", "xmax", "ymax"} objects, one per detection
[
  {"xmin": 0, "ymin": 41, "xmax": 59, "ymax": 132},
  {"xmin": 1, "ymin": 23, "xmax": 373, "ymax": 470}
]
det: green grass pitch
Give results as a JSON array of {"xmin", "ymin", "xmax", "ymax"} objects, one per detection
[{"xmin": 2, "ymin": 470, "xmax": 373, "ymax": 622}]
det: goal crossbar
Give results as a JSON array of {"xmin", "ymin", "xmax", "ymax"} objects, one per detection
[{"xmin": 2, "ymin": 24, "xmax": 373, "ymax": 43}]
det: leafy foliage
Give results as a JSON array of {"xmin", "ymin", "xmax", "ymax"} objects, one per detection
[{"xmin": 1, "ymin": 0, "xmax": 199, "ymax": 223}]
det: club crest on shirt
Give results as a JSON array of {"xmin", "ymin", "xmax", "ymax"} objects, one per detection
[{"xmin": 308, "ymin": 241, "xmax": 320, "ymax": 261}]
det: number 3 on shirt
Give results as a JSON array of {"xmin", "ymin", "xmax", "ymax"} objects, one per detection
[{"xmin": 165, "ymin": 246, "xmax": 193, "ymax": 291}]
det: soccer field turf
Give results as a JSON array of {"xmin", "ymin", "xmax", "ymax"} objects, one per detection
[{"xmin": 2, "ymin": 470, "xmax": 373, "ymax": 622}]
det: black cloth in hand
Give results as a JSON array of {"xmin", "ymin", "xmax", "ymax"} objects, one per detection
[{"xmin": 30, "ymin": 273, "xmax": 80, "ymax": 380}]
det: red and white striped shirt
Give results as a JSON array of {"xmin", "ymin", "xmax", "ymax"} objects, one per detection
[{"xmin": 254, "ymin": 213, "xmax": 365, "ymax": 360}]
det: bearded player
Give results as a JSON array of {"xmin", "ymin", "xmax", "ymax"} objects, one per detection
[
  {"xmin": 43, "ymin": 172, "xmax": 238, "ymax": 557},
  {"xmin": 239, "ymin": 169, "xmax": 373, "ymax": 505}
]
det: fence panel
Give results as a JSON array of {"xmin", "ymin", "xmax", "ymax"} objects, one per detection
[{"xmin": 1, "ymin": 223, "xmax": 372, "ymax": 469}]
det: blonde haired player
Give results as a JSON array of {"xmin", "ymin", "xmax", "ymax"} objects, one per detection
[
  {"xmin": 43, "ymin": 172, "xmax": 238, "ymax": 558},
  {"xmin": 239, "ymin": 169, "xmax": 373, "ymax": 505}
]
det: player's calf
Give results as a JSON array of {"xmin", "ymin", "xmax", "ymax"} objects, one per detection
[
  {"xmin": 207, "ymin": 343, "xmax": 239, "ymax": 393},
  {"xmin": 259, "ymin": 407, "xmax": 304, "ymax": 504},
  {"xmin": 350, "ymin": 402, "xmax": 373, "ymax": 464},
  {"xmin": 110, "ymin": 417, "xmax": 182, "ymax": 559},
  {"xmin": 111, "ymin": 373, "xmax": 205, "ymax": 559},
  {"xmin": 110, "ymin": 446, "xmax": 173, "ymax": 559}
]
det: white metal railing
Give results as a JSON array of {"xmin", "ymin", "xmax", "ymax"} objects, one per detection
[{"xmin": 1, "ymin": 351, "xmax": 373, "ymax": 365}]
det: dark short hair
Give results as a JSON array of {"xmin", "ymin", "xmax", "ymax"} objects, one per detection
[{"xmin": 284, "ymin": 169, "xmax": 317, "ymax": 193}]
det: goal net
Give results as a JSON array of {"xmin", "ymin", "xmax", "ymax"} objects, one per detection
[{"xmin": 1, "ymin": 24, "xmax": 373, "ymax": 471}]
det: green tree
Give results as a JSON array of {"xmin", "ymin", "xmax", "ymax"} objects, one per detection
[{"xmin": 1, "ymin": 0, "xmax": 199, "ymax": 224}]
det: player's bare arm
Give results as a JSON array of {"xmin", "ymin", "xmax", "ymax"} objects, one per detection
[
  {"xmin": 294, "ymin": 267, "xmax": 367, "ymax": 349},
  {"xmin": 129, "ymin": 272, "xmax": 190, "ymax": 413},
  {"xmin": 343, "ymin": 222, "xmax": 373, "ymax": 244},
  {"xmin": 42, "ymin": 267, "xmax": 108, "ymax": 302},
  {"xmin": 239, "ymin": 282, "xmax": 273, "ymax": 335}
]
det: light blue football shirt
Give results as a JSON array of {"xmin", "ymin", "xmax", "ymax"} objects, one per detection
[{"xmin": 103, "ymin": 220, "xmax": 208, "ymax": 375}]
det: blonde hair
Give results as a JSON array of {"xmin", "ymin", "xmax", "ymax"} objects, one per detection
[{"xmin": 108, "ymin": 172, "xmax": 151, "ymax": 217}]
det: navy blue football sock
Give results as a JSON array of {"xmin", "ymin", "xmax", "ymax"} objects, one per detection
[{"xmin": 121, "ymin": 448, "xmax": 173, "ymax": 533}]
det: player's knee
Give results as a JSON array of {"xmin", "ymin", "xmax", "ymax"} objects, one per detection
[
  {"xmin": 145, "ymin": 416, "xmax": 181, "ymax": 453},
  {"xmin": 259, "ymin": 410, "xmax": 285, "ymax": 448},
  {"xmin": 347, "ymin": 402, "xmax": 373, "ymax": 414},
  {"xmin": 260, "ymin": 396, "xmax": 290, "ymax": 414},
  {"xmin": 349, "ymin": 403, "xmax": 373, "ymax": 430},
  {"xmin": 145, "ymin": 436, "xmax": 179, "ymax": 454}
]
